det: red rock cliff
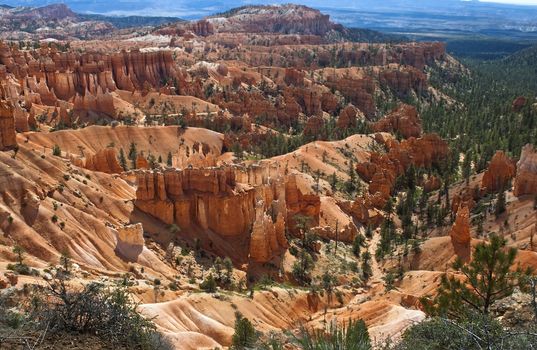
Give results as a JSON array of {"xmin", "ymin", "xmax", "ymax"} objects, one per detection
[
  {"xmin": 514, "ymin": 144, "xmax": 537, "ymax": 197},
  {"xmin": 0, "ymin": 100, "xmax": 16, "ymax": 151},
  {"xmin": 481, "ymin": 151, "xmax": 516, "ymax": 193}
]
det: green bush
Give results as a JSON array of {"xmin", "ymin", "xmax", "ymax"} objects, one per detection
[
  {"xmin": 200, "ymin": 274, "xmax": 217, "ymax": 293},
  {"xmin": 52, "ymin": 144, "xmax": 61, "ymax": 156},
  {"xmin": 231, "ymin": 312, "xmax": 258, "ymax": 349},
  {"xmin": 292, "ymin": 319, "xmax": 371, "ymax": 350},
  {"xmin": 393, "ymin": 314, "xmax": 537, "ymax": 350},
  {"xmin": 30, "ymin": 277, "xmax": 171, "ymax": 349}
]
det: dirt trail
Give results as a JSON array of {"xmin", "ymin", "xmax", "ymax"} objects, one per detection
[{"xmin": 368, "ymin": 229, "xmax": 385, "ymax": 287}]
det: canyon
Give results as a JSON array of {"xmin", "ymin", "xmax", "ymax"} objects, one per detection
[{"xmin": 0, "ymin": 3, "xmax": 535, "ymax": 350}]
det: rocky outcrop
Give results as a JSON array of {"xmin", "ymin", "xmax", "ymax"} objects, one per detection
[
  {"xmin": 0, "ymin": 100, "xmax": 16, "ymax": 151},
  {"xmin": 514, "ymin": 144, "xmax": 537, "ymax": 197},
  {"xmin": 325, "ymin": 76, "xmax": 376, "ymax": 118},
  {"xmin": 481, "ymin": 151, "xmax": 516, "ymax": 193},
  {"xmin": 285, "ymin": 175, "xmax": 321, "ymax": 233},
  {"xmin": 117, "ymin": 223, "xmax": 145, "ymax": 246},
  {"xmin": 0, "ymin": 272, "xmax": 17, "ymax": 289},
  {"xmin": 378, "ymin": 67, "xmax": 427, "ymax": 98},
  {"xmin": 450, "ymin": 205, "xmax": 471, "ymax": 245},
  {"xmin": 284, "ymin": 68, "xmax": 305, "ymax": 87},
  {"xmin": 0, "ymin": 43, "xmax": 178, "ymax": 104},
  {"xmin": 210, "ymin": 4, "xmax": 334, "ymax": 36},
  {"xmin": 356, "ymin": 133, "xmax": 449, "ymax": 208},
  {"xmin": 336, "ymin": 105, "xmax": 360, "ymax": 130},
  {"xmin": 189, "ymin": 20, "xmax": 215, "ymax": 36},
  {"xmin": 452, "ymin": 187, "xmax": 480, "ymax": 216},
  {"xmin": 249, "ymin": 203, "xmax": 287, "ymax": 263},
  {"xmin": 84, "ymin": 148, "xmax": 124, "ymax": 174},
  {"xmin": 371, "ymin": 104, "xmax": 422, "ymax": 139},
  {"xmin": 13, "ymin": 103, "xmax": 30, "ymax": 132},
  {"xmin": 73, "ymin": 88, "xmax": 115, "ymax": 117},
  {"xmin": 303, "ymin": 116, "xmax": 325, "ymax": 139},
  {"xmin": 134, "ymin": 168, "xmax": 312, "ymax": 264}
]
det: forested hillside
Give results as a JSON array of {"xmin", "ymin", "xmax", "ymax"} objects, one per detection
[{"xmin": 421, "ymin": 46, "xmax": 537, "ymax": 174}]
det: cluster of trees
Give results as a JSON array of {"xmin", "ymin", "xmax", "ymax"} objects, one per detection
[
  {"xmin": 422, "ymin": 51, "xmax": 537, "ymax": 168},
  {"xmin": 390, "ymin": 234, "xmax": 536, "ymax": 350},
  {"xmin": 230, "ymin": 235, "xmax": 536, "ymax": 350}
]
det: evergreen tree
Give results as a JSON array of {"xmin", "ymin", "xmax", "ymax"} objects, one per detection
[
  {"xmin": 425, "ymin": 234, "xmax": 531, "ymax": 317},
  {"xmin": 231, "ymin": 313, "xmax": 258, "ymax": 349},
  {"xmin": 118, "ymin": 148, "xmax": 127, "ymax": 171},
  {"xmin": 167, "ymin": 151, "xmax": 173, "ymax": 167},
  {"xmin": 495, "ymin": 189, "xmax": 507, "ymax": 217},
  {"xmin": 13, "ymin": 245, "xmax": 25, "ymax": 266},
  {"xmin": 361, "ymin": 251, "xmax": 372, "ymax": 281},
  {"xmin": 330, "ymin": 172, "xmax": 338, "ymax": 192},
  {"xmin": 128, "ymin": 142, "xmax": 137, "ymax": 169},
  {"xmin": 352, "ymin": 234, "xmax": 366, "ymax": 257},
  {"xmin": 52, "ymin": 144, "xmax": 61, "ymax": 156}
]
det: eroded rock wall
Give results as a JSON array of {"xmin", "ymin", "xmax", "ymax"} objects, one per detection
[{"xmin": 135, "ymin": 167, "xmax": 319, "ymax": 264}]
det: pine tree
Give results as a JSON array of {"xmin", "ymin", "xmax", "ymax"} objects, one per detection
[
  {"xmin": 495, "ymin": 189, "xmax": 507, "ymax": 217},
  {"xmin": 352, "ymin": 234, "xmax": 365, "ymax": 257},
  {"xmin": 13, "ymin": 245, "xmax": 25, "ymax": 266},
  {"xmin": 128, "ymin": 142, "xmax": 137, "ymax": 169},
  {"xmin": 118, "ymin": 148, "xmax": 127, "ymax": 171},
  {"xmin": 52, "ymin": 144, "xmax": 61, "ymax": 156},
  {"xmin": 231, "ymin": 312, "xmax": 258, "ymax": 349},
  {"xmin": 425, "ymin": 234, "xmax": 531, "ymax": 317},
  {"xmin": 361, "ymin": 251, "xmax": 372, "ymax": 281},
  {"xmin": 167, "ymin": 151, "xmax": 173, "ymax": 167},
  {"xmin": 330, "ymin": 172, "xmax": 338, "ymax": 192}
]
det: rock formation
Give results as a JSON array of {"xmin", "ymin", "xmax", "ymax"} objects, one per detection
[
  {"xmin": 356, "ymin": 133, "xmax": 449, "ymax": 208},
  {"xmin": 378, "ymin": 67, "xmax": 427, "ymax": 98},
  {"xmin": 249, "ymin": 202, "xmax": 287, "ymax": 263},
  {"xmin": 0, "ymin": 43, "xmax": 178, "ymax": 104},
  {"xmin": 325, "ymin": 76, "xmax": 376, "ymax": 118},
  {"xmin": 117, "ymin": 223, "xmax": 145, "ymax": 246},
  {"xmin": 372, "ymin": 104, "xmax": 422, "ymax": 139},
  {"xmin": 285, "ymin": 175, "xmax": 321, "ymax": 233},
  {"xmin": 136, "ymin": 154, "xmax": 149, "ymax": 170},
  {"xmin": 336, "ymin": 105, "xmax": 360, "ymax": 130},
  {"xmin": 84, "ymin": 148, "xmax": 124, "ymax": 174},
  {"xmin": 514, "ymin": 144, "xmax": 537, "ymax": 197},
  {"xmin": 0, "ymin": 100, "xmax": 16, "ymax": 151},
  {"xmin": 451, "ymin": 187, "xmax": 479, "ymax": 216},
  {"xmin": 134, "ymin": 167, "xmax": 316, "ymax": 264},
  {"xmin": 450, "ymin": 205, "xmax": 471, "ymax": 245},
  {"xmin": 481, "ymin": 151, "xmax": 516, "ymax": 193}
]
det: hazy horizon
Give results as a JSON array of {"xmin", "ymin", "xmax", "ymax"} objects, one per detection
[{"xmin": 3, "ymin": 0, "xmax": 537, "ymax": 18}]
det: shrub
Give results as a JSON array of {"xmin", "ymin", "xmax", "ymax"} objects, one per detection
[
  {"xmin": 231, "ymin": 312, "xmax": 258, "ymax": 349},
  {"xmin": 7, "ymin": 263, "xmax": 35, "ymax": 276},
  {"xmin": 52, "ymin": 144, "xmax": 61, "ymax": 156},
  {"xmin": 292, "ymin": 319, "xmax": 371, "ymax": 350},
  {"xmin": 29, "ymin": 276, "xmax": 170, "ymax": 349},
  {"xmin": 393, "ymin": 313, "xmax": 537, "ymax": 350},
  {"xmin": 200, "ymin": 274, "xmax": 217, "ymax": 293},
  {"xmin": 292, "ymin": 251, "xmax": 314, "ymax": 285}
]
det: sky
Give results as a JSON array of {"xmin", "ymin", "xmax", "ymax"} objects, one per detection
[
  {"xmin": 3, "ymin": 0, "xmax": 537, "ymax": 18},
  {"xmin": 480, "ymin": 0, "xmax": 537, "ymax": 4}
]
